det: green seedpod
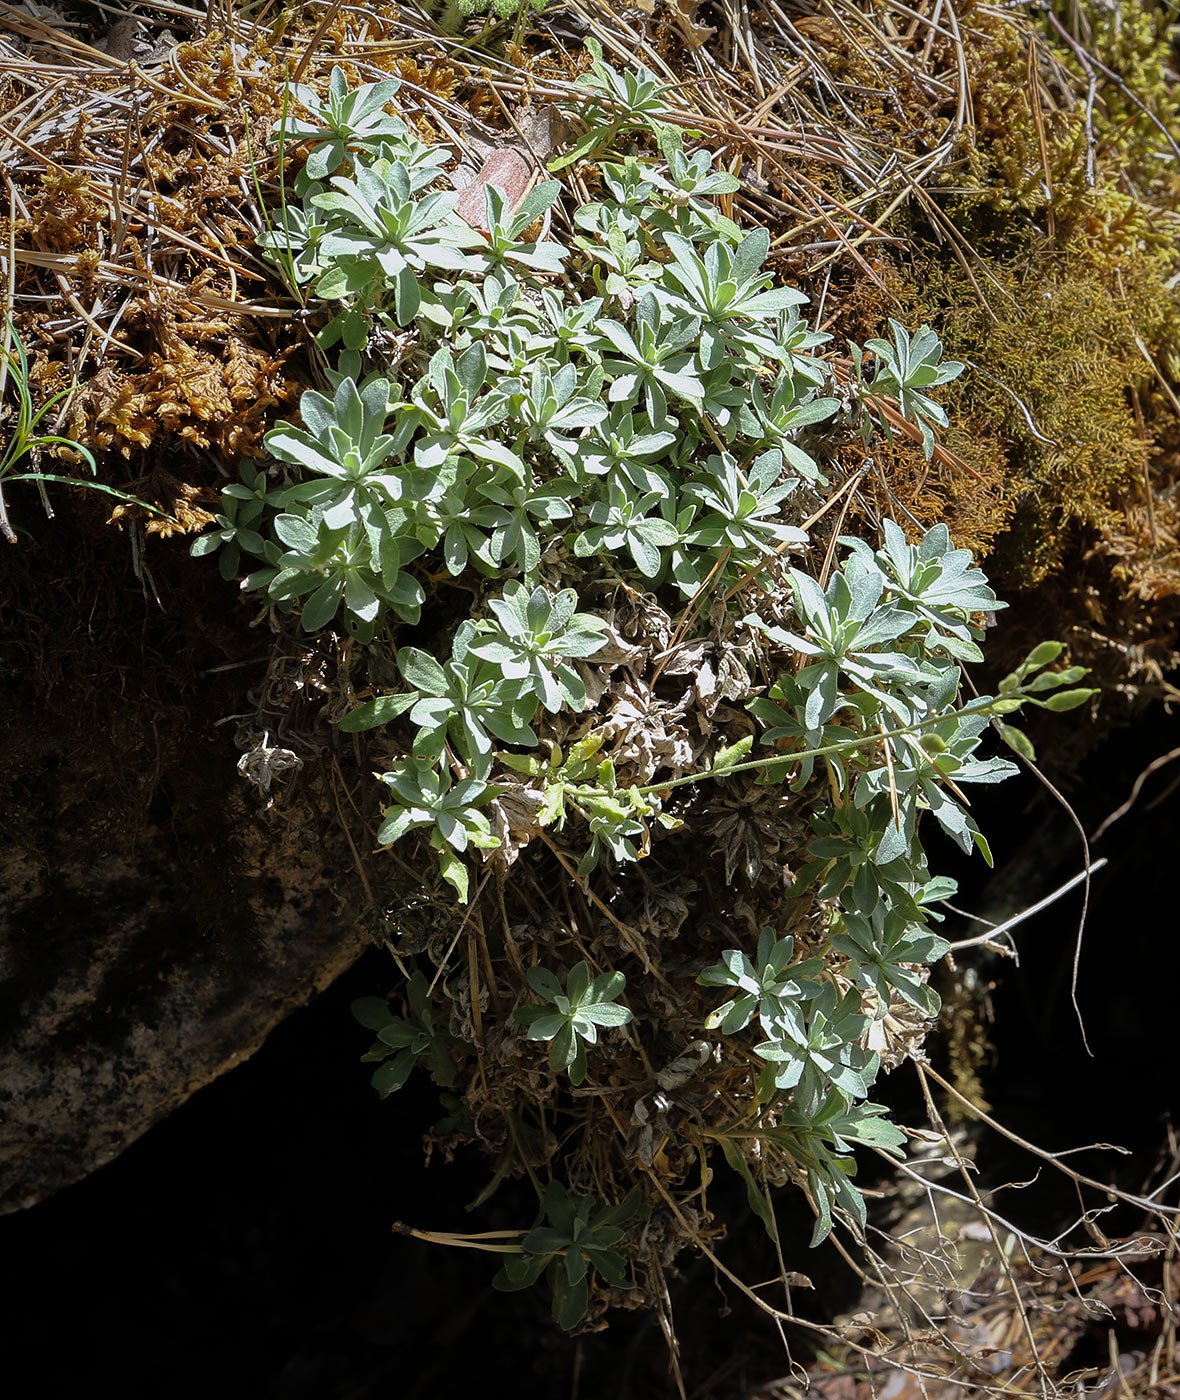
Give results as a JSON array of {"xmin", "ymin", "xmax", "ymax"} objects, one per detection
[
  {"xmin": 997, "ymin": 722, "xmax": 1036, "ymax": 762},
  {"xmin": 1023, "ymin": 640, "xmax": 1066, "ymax": 669},
  {"xmin": 1041, "ymin": 688, "xmax": 1097, "ymax": 712}
]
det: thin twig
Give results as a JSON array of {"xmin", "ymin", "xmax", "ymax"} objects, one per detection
[{"xmin": 945, "ymin": 858, "xmax": 1108, "ymax": 952}]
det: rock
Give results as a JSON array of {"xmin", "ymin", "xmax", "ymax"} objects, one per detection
[{"xmin": 0, "ymin": 526, "xmax": 370, "ymax": 1211}]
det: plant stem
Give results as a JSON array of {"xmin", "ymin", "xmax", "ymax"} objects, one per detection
[{"xmin": 635, "ymin": 693, "xmax": 1007, "ymax": 797}]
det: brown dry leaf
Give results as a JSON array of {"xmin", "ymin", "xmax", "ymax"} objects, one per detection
[
  {"xmin": 664, "ymin": 0, "xmax": 715, "ymax": 49},
  {"xmin": 598, "ymin": 678, "xmax": 697, "ymax": 783},
  {"xmin": 483, "ymin": 783, "xmax": 544, "ymax": 868},
  {"xmin": 865, "ymin": 990, "xmax": 936, "ymax": 1071}
]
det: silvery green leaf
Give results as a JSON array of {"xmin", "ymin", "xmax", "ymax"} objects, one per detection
[
  {"xmin": 579, "ymin": 1002, "xmax": 631, "ymax": 1028},
  {"xmin": 273, "ymin": 513, "xmax": 319, "ymax": 553}
]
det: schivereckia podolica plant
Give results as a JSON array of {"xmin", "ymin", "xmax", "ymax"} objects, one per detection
[{"xmin": 195, "ymin": 53, "xmax": 1095, "ymax": 1333}]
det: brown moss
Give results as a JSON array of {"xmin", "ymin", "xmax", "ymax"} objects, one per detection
[{"xmin": 81, "ymin": 315, "xmax": 296, "ymax": 462}]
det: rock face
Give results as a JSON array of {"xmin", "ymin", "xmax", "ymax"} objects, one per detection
[{"xmin": 0, "ymin": 520, "xmax": 369, "ymax": 1211}]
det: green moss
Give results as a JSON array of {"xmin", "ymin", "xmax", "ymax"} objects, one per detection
[
  {"xmin": 814, "ymin": 1, "xmax": 1180, "ymax": 587},
  {"xmin": 889, "ymin": 250, "xmax": 1160, "ymax": 584}
]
